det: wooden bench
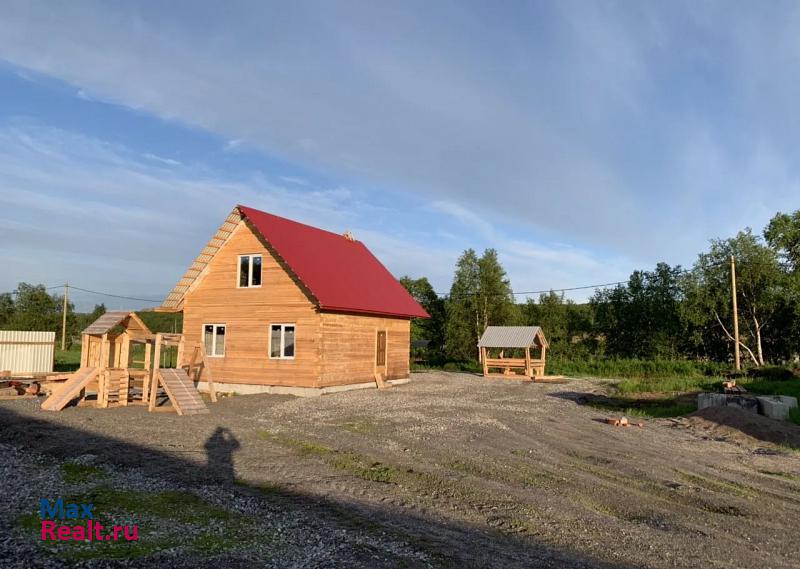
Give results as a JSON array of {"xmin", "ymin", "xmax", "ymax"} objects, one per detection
[{"xmin": 484, "ymin": 358, "xmax": 545, "ymax": 379}]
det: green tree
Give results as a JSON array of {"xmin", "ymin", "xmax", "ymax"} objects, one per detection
[
  {"xmin": 690, "ymin": 230, "xmax": 784, "ymax": 366},
  {"xmin": 400, "ymin": 276, "xmax": 446, "ymax": 354},
  {"xmin": 0, "ymin": 292, "xmax": 14, "ymax": 328},
  {"xmin": 765, "ymin": 209, "xmax": 800, "ymax": 272},
  {"xmin": 4, "ymin": 283, "xmax": 79, "ymax": 347},
  {"xmin": 522, "ymin": 291, "xmax": 594, "ymax": 358},
  {"xmin": 445, "ymin": 249, "xmax": 515, "ymax": 361},
  {"xmin": 445, "ymin": 249, "xmax": 480, "ymax": 360},
  {"xmin": 591, "ymin": 263, "xmax": 684, "ymax": 358}
]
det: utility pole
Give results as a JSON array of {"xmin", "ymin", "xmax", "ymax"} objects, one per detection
[
  {"xmin": 61, "ymin": 283, "xmax": 68, "ymax": 351},
  {"xmin": 731, "ymin": 256, "xmax": 740, "ymax": 371}
]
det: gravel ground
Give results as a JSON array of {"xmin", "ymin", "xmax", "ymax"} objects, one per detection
[{"xmin": 1, "ymin": 371, "xmax": 799, "ymax": 568}]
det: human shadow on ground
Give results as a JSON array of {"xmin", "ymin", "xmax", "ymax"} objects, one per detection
[
  {"xmin": 203, "ymin": 426, "xmax": 240, "ymax": 483},
  {"xmin": 0, "ymin": 403, "xmax": 641, "ymax": 569}
]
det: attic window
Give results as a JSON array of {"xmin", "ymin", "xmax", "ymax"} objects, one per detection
[{"xmin": 238, "ymin": 255, "xmax": 262, "ymax": 288}]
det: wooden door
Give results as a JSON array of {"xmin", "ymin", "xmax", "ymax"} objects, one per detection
[{"xmin": 376, "ymin": 331, "xmax": 387, "ymax": 368}]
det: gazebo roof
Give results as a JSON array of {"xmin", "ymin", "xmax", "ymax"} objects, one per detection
[
  {"xmin": 477, "ymin": 326, "xmax": 548, "ymax": 348},
  {"xmin": 83, "ymin": 311, "xmax": 151, "ymax": 336}
]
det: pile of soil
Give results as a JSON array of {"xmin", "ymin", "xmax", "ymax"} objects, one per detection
[{"xmin": 685, "ymin": 405, "xmax": 800, "ymax": 448}]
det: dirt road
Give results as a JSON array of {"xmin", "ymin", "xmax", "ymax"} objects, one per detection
[{"xmin": 2, "ymin": 371, "xmax": 799, "ymax": 568}]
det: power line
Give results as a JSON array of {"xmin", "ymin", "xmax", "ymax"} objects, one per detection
[
  {"xmin": 0, "ymin": 285, "xmax": 163, "ymax": 304},
  {"xmin": 1, "ymin": 256, "xmax": 776, "ymax": 305},
  {"xmin": 68, "ymin": 286, "xmax": 162, "ymax": 304},
  {"xmin": 435, "ymin": 260, "xmax": 740, "ymax": 299}
]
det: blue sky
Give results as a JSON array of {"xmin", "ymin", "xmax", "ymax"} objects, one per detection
[{"xmin": 2, "ymin": 1, "xmax": 800, "ymax": 311}]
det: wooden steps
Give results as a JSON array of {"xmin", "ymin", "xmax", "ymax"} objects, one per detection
[
  {"xmin": 374, "ymin": 372, "xmax": 390, "ymax": 390},
  {"xmin": 41, "ymin": 367, "xmax": 98, "ymax": 411},
  {"xmin": 157, "ymin": 368, "xmax": 209, "ymax": 415}
]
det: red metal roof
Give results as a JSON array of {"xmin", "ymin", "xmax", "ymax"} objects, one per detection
[{"xmin": 238, "ymin": 205, "xmax": 429, "ymax": 319}]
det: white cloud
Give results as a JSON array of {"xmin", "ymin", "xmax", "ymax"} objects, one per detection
[
  {"xmin": 142, "ymin": 152, "xmax": 182, "ymax": 167},
  {"xmin": 224, "ymin": 139, "xmax": 244, "ymax": 152},
  {"xmin": 0, "ymin": 122, "xmax": 645, "ymax": 308},
  {"xmin": 0, "ymin": 1, "xmax": 652, "ymax": 255},
  {"xmin": 4, "ymin": 2, "xmax": 799, "ymax": 305}
]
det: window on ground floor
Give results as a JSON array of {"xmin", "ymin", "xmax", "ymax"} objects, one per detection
[
  {"xmin": 269, "ymin": 324, "xmax": 295, "ymax": 359},
  {"xmin": 203, "ymin": 324, "xmax": 226, "ymax": 357}
]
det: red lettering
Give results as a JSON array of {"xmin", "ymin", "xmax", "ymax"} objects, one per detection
[
  {"xmin": 72, "ymin": 525, "xmax": 86, "ymax": 540},
  {"xmin": 94, "ymin": 522, "xmax": 104, "ymax": 540},
  {"xmin": 56, "ymin": 525, "xmax": 71, "ymax": 540},
  {"xmin": 124, "ymin": 526, "xmax": 138, "ymax": 541},
  {"xmin": 41, "ymin": 520, "xmax": 56, "ymax": 540},
  {"xmin": 113, "ymin": 526, "xmax": 122, "ymax": 540}
]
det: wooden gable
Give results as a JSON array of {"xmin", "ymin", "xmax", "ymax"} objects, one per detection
[{"xmin": 180, "ymin": 220, "xmax": 322, "ymax": 387}]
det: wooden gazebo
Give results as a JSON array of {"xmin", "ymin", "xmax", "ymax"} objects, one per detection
[{"xmin": 478, "ymin": 326, "xmax": 548, "ymax": 379}]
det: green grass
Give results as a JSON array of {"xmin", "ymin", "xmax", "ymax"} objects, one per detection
[
  {"xmin": 585, "ymin": 395, "xmax": 695, "ymax": 418},
  {"xmin": 739, "ymin": 378, "xmax": 800, "ymax": 399},
  {"xmin": 61, "ymin": 463, "xmax": 107, "ymax": 484},
  {"xmin": 411, "ymin": 360, "xmax": 481, "ymax": 373},
  {"xmin": 258, "ymin": 431, "xmax": 401, "ymax": 483},
  {"xmin": 54, "ymin": 346, "xmax": 82, "ymax": 372},
  {"xmin": 16, "ymin": 485, "xmax": 283, "ymax": 562},
  {"xmin": 545, "ymin": 356, "xmax": 729, "ymax": 381},
  {"xmin": 614, "ymin": 375, "xmax": 719, "ymax": 395}
]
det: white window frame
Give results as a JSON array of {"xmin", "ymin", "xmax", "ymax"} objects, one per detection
[
  {"xmin": 269, "ymin": 323, "xmax": 296, "ymax": 360},
  {"xmin": 237, "ymin": 254, "xmax": 263, "ymax": 288},
  {"xmin": 203, "ymin": 323, "xmax": 227, "ymax": 358}
]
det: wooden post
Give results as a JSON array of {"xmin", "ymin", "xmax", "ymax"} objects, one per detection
[
  {"xmin": 541, "ymin": 344, "xmax": 547, "ymax": 375},
  {"xmin": 481, "ymin": 347, "xmax": 488, "ymax": 377},
  {"xmin": 79, "ymin": 334, "xmax": 89, "ymax": 368},
  {"xmin": 61, "ymin": 283, "xmax": 68, "ymax": 350},
  {"xmin": 119, "ymin": 335, "xmax": 131, "ymax": 406},
  {"xmin": 149, "ymin": 334, "xmax": 163, "ymax": 411},
  {"xmin": 142, "ymin": 340, "xmax": 152, "ymax": 404},
  {"xmin": 731, "ymin": 255, "xmax": 741, "ymax": 371},
  {"xmin": 198, "ymin": 343, "xmax": 218, "ymax": 403},
  {"xmin": 525, "ymin": 347, "xmax": 532, "ymax": 378},
  {"xmin": 99, "ymin": 333, "xmax": 109, "ymax": 408},
  {"xmin": 120, "ymin": 335, "xmax": 131, "ymax": 368},
  {"xmin": 176, "ymin": 335, "xmax": 185, "ymax": 370}
]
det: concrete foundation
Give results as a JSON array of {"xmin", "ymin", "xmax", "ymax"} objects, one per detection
[
  {"xmin": 196, "ymin": 377, "xmax": 411, "ymax": 398},
  {"xmin": 697, "ymin": 393, "xmax": 758, "ymax": 413},
  {"xmin": 756, "ymin": 395, "xmax": 798, "ymax": 421}
]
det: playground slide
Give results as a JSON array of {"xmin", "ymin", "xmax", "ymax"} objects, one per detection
[
  {"xmin": 157, "ymin": 368, "xmax": 209, "ymax": 415},
  {"xmin": 41, "ymin": 367, "xmax": 98, "ymax": 411}
]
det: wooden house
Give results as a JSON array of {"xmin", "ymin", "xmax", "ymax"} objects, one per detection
[{"xmin": 158, "ymin": 205, "xmax": 429, "ymax": 394}]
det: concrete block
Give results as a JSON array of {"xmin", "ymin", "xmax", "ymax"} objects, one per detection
[
  {"xmin": 697, "ymin": 393, "xmax": 758, "ymax": 413},
  {"xmin": 756, "ymin": 395, "xmax": 798, "ymax": 421},
  {"xmin": 697, "ymin": 393, "xmax": 727, "ymax": 410}
]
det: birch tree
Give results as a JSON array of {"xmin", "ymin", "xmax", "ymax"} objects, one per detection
[{"xmin": 691, "ymin": 230, "xmax": 783, "ymax": 366}]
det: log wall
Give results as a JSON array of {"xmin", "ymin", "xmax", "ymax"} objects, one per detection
[{"xmin": 319, "ymin": 312, "xmax": 410, "ymax": 386}]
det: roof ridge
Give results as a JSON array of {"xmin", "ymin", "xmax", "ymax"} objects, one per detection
[{"xmin": 237, "ymin": 204, "xmax": 358, "ymax": 243}]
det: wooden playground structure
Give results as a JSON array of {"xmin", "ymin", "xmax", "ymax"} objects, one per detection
[
  {"xmin": 41, "ymin": 311, "xmax": 215, "ymax": 415},
  {"xmin": 478, "ymin": 326, "xmax": 549, "ymax": 380}
]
